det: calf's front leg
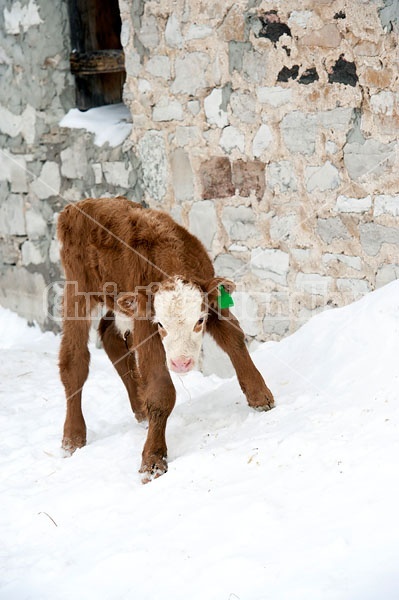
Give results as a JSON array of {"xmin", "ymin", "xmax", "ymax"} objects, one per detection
[
  {"xmin": 132, "ymin": 321, "xmax": 176, "ymax": 482},
  {"xmin": 207, "ymin": 309, "xmax": 274, "ymax": 411}
]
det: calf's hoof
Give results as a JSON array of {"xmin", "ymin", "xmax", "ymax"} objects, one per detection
[
  {"xmin": 139, "ymin": 455, "xmax": 168, "ymax": 484},
  {"xmin": 62, "ymin": 434, "xmax": 86, "ymax": 455},
  {"xmin": 247, "ymin": 386, "xmax": 275, "ymax": 412}
]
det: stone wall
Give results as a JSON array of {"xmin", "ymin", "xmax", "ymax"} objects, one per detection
[
  {"xmin": 119, "ymin": 0, "xmax": 399, "ymax": 343},
  {"xmin": 0, "ymin": 0, "xmax": 398, "ymax": 346},
  {"xmin": 0, "ymin": 0, "xmax": 141, "ymax": 328}
]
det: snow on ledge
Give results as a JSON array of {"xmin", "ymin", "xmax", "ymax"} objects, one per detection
[{"xmin": 59, "ymin": 103, "xmax": 132, "ymax": 148}]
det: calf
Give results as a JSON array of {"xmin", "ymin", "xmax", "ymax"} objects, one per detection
[{"xmin": 58, "ymin": 196, "xmax": 274, "ymax": 481}]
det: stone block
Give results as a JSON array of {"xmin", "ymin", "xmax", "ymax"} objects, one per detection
[
  {"xmin": 322, "ymin": 253, "xmax": 362, "ymax": 271},
  {"xmin": 60, "ymin": 142, "xmax": 88, "ymax": 179},
  {"xmin": 305, "ymin": 161, "xmax": 340, "ymax": 192},
  {"xmin": 153, "ymin": 98, "xmax": 184, "ymax": 122},
  {"xmin": 0, "ymin": 194, "xmax": 26, "ymax": 235},
  {"xmin": 257, "ymin": 86, "xmax": 292, "ymax": 107},
  {"xmin": 25, "ymin": 207, "xmax": 47, "ymax": 239},
  {"xmin": 171, "ymin": 52, "xmax": 209, "ymax": 95},
  {"xmin": 165, "ymin": 13, "xmax": 183, "ymax": 48},
  {"xmin": 317, "ymin": 217, "xmax": 349, "ymax": 244},
  {"xmin": 281, "ymin": 111, "xmax": 317, "ymax": 155},
  {"xmin": 336, "ymin": 278, "xmax": 370, "ymax": 299},
  {"xmin": 222, "ymin": 205, "xmax": 258, "ymax": 242},
  {"xmin": 375, "ymin": 264, "xmax": 399, "ymax": 288},
  {"xmin": 214, "ymin": 253, "xmax": 246, "ymax": 278},
  {"xmin": 288, "ymin": 11, "xmax": 313, "ymax": 28},
  {"xmin": 218, "ymin": 6, "xmax": 245, "ymax": 41},
  {"xmin": 186, "ymin": 24, "xmax": 213, "ymax": 40},
  {"xmin": 175, "ymin": 126, "xmax": 200, "ymax": 147},
  {"xmin": 200, "ymin": 157, "xmax": 234, "ymax": 200},
  {"xmin": 374, "ymin": 195, "xmax": 399, "ymax": 217},
  {"xmin": 145, "ymin": 55, "xmax": 171, "ymax": 79},
  {"xmin": 243, "ymin": 49, "xmax": 267, "ymax": 83},
  {"xmin": 220, "ymin": 126, "xmax": 245, "ymax": 154},
  {"xmin": 0, "ymin": 267, "xmax": 47, "ymax": 326},
  {"xmin": 250, "ymin": 248, "xmax": 289, "ymax": 285},
  {"xmin": 295, "ymin": 273, "xmax": 332, "ymax": 295},
  {"xmin": 171, "ymin": 148, "xmax": 194, "ymax": 203},
  {"xmin": 270, "ymin": 215, "xmax": 297, "ymax": 242},
  {"xmin": 0, "ymin": 150, "xmax": 28, "ymax": 193},
  {"xmin": 232, "ymin": 160, "xmax": 265, "ymax": 199},
  {"xmin": 343, "ymin": 138, "xmax": 396, "ymax": 181},
  {"xmin": 252, "ymin": 124, "xmax": 273, "ymax": 157},
  {"xmin": 21, "ymin": 239, "xmax": 47, "ymax": 265},
  {"xmin": 103, "ymin": 162, "xmax": 131, "ymax": 188},
  {"xmin": 335, "ymin": 195, "xmax": 372, "ymax": 213},
  {"xmin": 138, "ymin": 14, "xmax": 159, "ymax": 49},
  {"xmin": 267, "ymin": 161, "xmax": 297, "ymax": 193},
  {"xmin": 299, "ymin": 23, "xmax": 341, "ymax": 47},
  {"xmin": 189, "ymin": 200, "xmax": 217, "ymax": 251},
  {"xmin": 370, "ymin": 91, "xmax": 394, "ymax": 116},
  {"xmin": 263, "ymin": 316, "xmax": 290, "ymax": 337},
  {"xmin": 360, "ymin": 223, "xmax": 399, "ymax": 256},
  {"xmin": 138, "ymin": 130, "xmax": 168, "ymax": 202},
  {"xmin": 204, "ymin": 88, "xmax": 228, "ymax": 128},
  {"xmin": 318, "ymin": 108, "xmax": 354, "ymax": 131},
  {"xmin": 230, "ymin": 92, "xmax": 256, "ymax": 124},
  {"xmin": 31, "ymin": 161, "xmax": 60, "ymax": 199},
  {"xmin": 49, "ymin": 239, "xmax": 60, "ymax": 263}
]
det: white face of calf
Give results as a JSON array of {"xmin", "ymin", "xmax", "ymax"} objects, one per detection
[{"xmin": 153, "ymin": 279, "xmax": 206, "ymax": 373}]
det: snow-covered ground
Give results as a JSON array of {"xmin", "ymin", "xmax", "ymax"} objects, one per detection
[{"xmin": 1, "ymin": 282, "xmax": 399, "ymax": 600}]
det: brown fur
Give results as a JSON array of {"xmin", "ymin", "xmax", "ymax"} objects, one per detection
[{"xmin": 58, "ymin": 196, "xmax": 274, "ymax": 481}]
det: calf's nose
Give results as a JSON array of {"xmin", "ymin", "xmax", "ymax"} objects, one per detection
[{"xmin": 170, "ymin": 356, "xmax": 194, "ymax": 373}]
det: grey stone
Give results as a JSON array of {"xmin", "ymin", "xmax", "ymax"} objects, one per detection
[
  {"xmin": 0, "ymin": 194, "xmax": 26, "ymax": 235},
  {"xmin": 360, "ymin": 223, "xmax": 399, "ymax": 256},
  {"xmin": 204, "ymin": 88, "xmax": 228, "ymax": 128},
  {"xmin": 281, "ymin": 111, "xmax": 317, "ymax": 155},
  {"xmin": 175, "ymin": 126, "xmax": 200, "ymax": 147},
  {"xmin": 220, "ymin": 126, "xmax": 245, "ymax": 153},
  {"xmin": 171, "ymin": 148, "xmax": 194, "ymax": 202},
  {"xmin": 0, "ymin": 267, "xmax": 47, "ymax": 326},
  {"xmin": 165, "ymin": 13, "xmax": 183, "ymax": 48},
  {"xmin": 49, "ymin": 239, "xmax": 60, "ymax": 263},
  {"xmin": 230, "ymin": 92, "xmax": 256, "ymax": 124},
  {"xmin": 228, "ymin": 41, "xmax": 252, "ymax": 75},
  {"xmin": 103, "ymin": 162, "xmax": 131, "ymax": 188},
  {"xmin": 31, "ymin": 160, "xmax": 61, "ymax": 199},
  {"xmin": 295, "ymin": 273, "xmax": 333, "ymax": 294},
  {"xmin": 322, "ymin": 253, "xmax": 362, "ymax": 271},
  {"xmin": 222, "ymin": 206, "xmax": 258, "ymax": 241},
  {"xmin": 318, "ymin": 108, "xmax": 355, "ymax": 131},
  {"xmin": 375, "ymin": 264, "xmax": 399, "ymax": 288},
  {"xmin": 263, "ymin": 316, "xmax": 290, "ymax": 337},
  {"xmin": 187, "ymin": 100, "xmax": 200, "ymax": 115},
  {"xmin": 344, "ymin": 138, "xmax": 397, "ymax": 181},
  {"xmin": 305, "ymin": 161, "xmax": 340, "ymax": 192},
  {"xmin": 189, "ymin": 200, "xmax": 217, "ymax": 250},
  {"xmin": 138, "ymin": 130, "xmax": 168, "ymax": 202},
  {"xmin": 267, "ymin": 161, "xmax": 298, "ymax": 192},
  {"xmin": 317, "ymin": 217, "xmax": 350, "ymax": 244},
  {"xmin": 336, "ymin": 278, "xmax": 370, "ymax": 299},
  {"xmin": 186, "ymin": 24, "xmax": 212, "ymax": 40},
  {"xmin": 374, "ymin": 194, "xmax": 399, "ymax": 217},
  {"xmin": 0, "ymin": 150, "xmax": 27, "ymax": 193},
  {"xmin": 257, "ymin": 86, "xmax": 292, "ymax": 107},
  {"xmin": 270, "ymin": 215, "xmax": 298, "ymax": 242},
  {"xmin": 171, "ymin": 52, "xmax": 209, "ymax": 95},
  {"xmin": 60, "ymin": 142, "xmax": 88, "ymax": 179},
  {"xmin": 21, "ymin": 239, "xmax": 48, "ymax": 265},
  {"xmin": 145, "ymin": 55, "xmax": 171, "ymax": 79},
  {"xmin": 138, "ymin": 15, "xmax": 159, "ymax": 49},
  {"xmin": 335, "ymin": 195, "xmax": 372, "ymax": 213},
  {"xmin": 214, "ymin": 253, "xmax": 246, "ymax": 278},
  {"xmin": 153, "ymin": 98, "xmax": 184, "ymax": 122},
  {"xmin": 243, "ymin": 49, "xmax": 267, "ymax": 83},
  {"xmin": 250, "ymin": 248, "xmax": 290, "ymax": 285},
  {"xmin": 25, "ymin": 207, "xmax": 47, "ymax": 239},
  {"xmin": 252, "ymin": 124, "xmax": 273, "ymax": 157}
]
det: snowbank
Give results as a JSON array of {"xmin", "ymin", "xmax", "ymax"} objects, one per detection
[
  {"xmin": 59, "ymin": 103, "xmax": 132, "ymax": 147},
  {"xmin": 1, "ymin": 282, "xmax": 398, "ymax": 599}
]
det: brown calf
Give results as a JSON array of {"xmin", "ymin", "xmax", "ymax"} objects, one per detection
[{"xmin": 58, "ymin": 196, "xmax": 274, "ymax": 481}]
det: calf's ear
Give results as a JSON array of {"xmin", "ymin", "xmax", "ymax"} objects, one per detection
[
  {"xmin": 203, "ymin": 277, "xmax": 236, "ymax": 308},
  {"xmin": 117, "ymin": 291, "xmax": 150, "ymax": 317}
]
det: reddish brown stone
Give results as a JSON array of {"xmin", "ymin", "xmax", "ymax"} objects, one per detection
[
  {"xmin": 299, "ymin": 24, "xmax": 341, "ymax": 48},
  {"xmin": 200, "ymin": 157, "xmax": 235, "ymax": 199},
  {"xmin": 232, "ymin": 160, "xmax": 266, "ymax": 200}
]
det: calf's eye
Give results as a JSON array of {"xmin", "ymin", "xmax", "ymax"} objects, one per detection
[{"xmin": 197, "ymin": 317, "xmax": 204, "ymax": 326}]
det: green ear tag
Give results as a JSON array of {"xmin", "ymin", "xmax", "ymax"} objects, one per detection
[{"xmin": 218, "ymin": 285, "xmax": 234, "ymax": 309}]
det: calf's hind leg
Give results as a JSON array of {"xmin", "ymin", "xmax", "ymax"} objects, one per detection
[
  {"xmin": 207, "ymin": 309, "xmax": 274, "ymax": 411},
  {"xmin": 99, "ymin": 312, "xmax": 147, "ymax": 422},
  {"xmin": 59, "ymin": 292, "xmax": 91, "ymax": 453}
]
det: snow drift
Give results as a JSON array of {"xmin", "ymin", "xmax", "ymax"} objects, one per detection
[{"xmin": 1, "ymin": 281, "xmax": 398, "ymax": 599}]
